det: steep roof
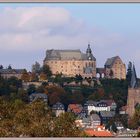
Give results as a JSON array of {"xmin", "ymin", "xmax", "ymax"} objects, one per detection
[
  {"xmin": 29, "ymin": 93, "xmax": 48, "ymax": 102},
  {"xmin": 105, "ymin": 56, "xmax": 120, "ymax": 68},
  {"xmin": 68, "ymin": 104, "xmax": 83, "ymax": 114},
  {"xmin": 44, "ymin": 48, "xmax": 96, "ymax": 61}
]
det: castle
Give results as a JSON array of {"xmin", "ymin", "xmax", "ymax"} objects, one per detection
[
  {"xmin": 44, "ymin": 44, "xmax": 126, "ymax": 80},
  {"xmin": 44, "ymin": 44, "xmax": 96, "ymax": 78}
]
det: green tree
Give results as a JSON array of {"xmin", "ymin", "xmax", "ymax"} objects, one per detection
[
  {"xmin": 41, "ymin": 65, "xmax": 52, "ymax": 78},
  {"xmin": 0, "ymin": 65, "xmax": 3, "ymax": 69},
  {"xmin": 27, "ymin": 84, "xmax": 36, "ymax": 95},
  {"xmin": 32, "ymin": 61, "xmax": 41, "ymax": 73},
  {"xmin": 7, "ymin": 65, "xmax": 12, "ymax": 69}
]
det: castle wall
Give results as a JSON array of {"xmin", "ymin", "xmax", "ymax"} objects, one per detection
[
  {"xmin": 126, "ymin": 88, "xmax": 140, "ymax": 117},
  {"xmin": 44, "ymin": 60, "xmax": 96, "ymax": 78}
]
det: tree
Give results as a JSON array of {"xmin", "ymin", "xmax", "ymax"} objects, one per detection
[
  {"xmin": 27, "ymin": 84, "xmax": 36, "ymax": 95},
  {"xmin": 32, "ymin": 61, "xmax": 41, "ymax": 73},
  {"xmin": 7, "ymin": 65, "xmax": 12, "ymax": 69},
  {"xmin": 75, "ymin": 74, "xmax": 83, "ymax": 83},
  {"xmin": 0, "ymin": 65, "xmax": 3, "ymax": 69},
  {"xmin": 39, "ymin": 72, "xmax": 47, "ymax": 81},
  {"xmin": 53, "ymin": 112, "xmax": 81, "ymax": 137},
  {"xmin": 41, "ymin": 65, "xmax": 52, "ymax": 78},
  {"xmin": 30, "ymin": 72, "xmax": 38, "ymax": 82},
  {"xmin": 21, "ymin": 69, "xmax": 30, "ymax": 82},
  {"xmin": 128, "ymin": 108, "xmax": 140, "ymax": 129},
  {"xmin": 45, "ymin": 85, "xmax": 66, "ymax": 105}
]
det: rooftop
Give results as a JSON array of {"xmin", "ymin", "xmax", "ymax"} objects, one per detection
[{"xmin": 85, "ymin": 128, "xmax": 114, "ymax": 137}]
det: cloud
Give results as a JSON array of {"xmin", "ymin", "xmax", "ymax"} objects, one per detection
[{"xmin": 0, "ymin": 6, "xmax": 140, "ymax": 76}]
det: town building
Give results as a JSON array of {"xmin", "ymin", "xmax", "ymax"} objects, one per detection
[
  {"xmin": 99, "ymin": 111, "xmax": 115, "ymax": 124},
  {"xmin": 104, "ymin": 56, "xmax": 126, "ymax": 79},
  {"xmin": 84, "ymin": 126, "xmax": 114, "ymax": 137},
  {"xmin": 0, "ymin": 69, "xmax": 24, "ymax": 79},
  {"xmin": 29, "ymin": 93, "xmax": 48, "ymax": 103},
  {"xmin": 43, "ymin": 44, "xmax": 96, "ymax": 78},
  {"xmin": 84, "ymin": 100, "xmax": 116, "ymax": 115},
  {"xmin": 67, "ymin": 104, "xmax": 83, "ymax": 115},
  {"xmin": 52, "ymin": 102, "xmax": 65, "ymax": 117},
  {"xmin": 75, "ymin": 113, "xmax": 101, "ymax": 129}
]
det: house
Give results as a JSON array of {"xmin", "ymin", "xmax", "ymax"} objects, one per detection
[
  {"xmin": 67, "ymin": 104, "xmax": 83, "ymax": 115},
  {"xmin": 119, "ymin": 105, "xmax": 127, "ymax": 115},
  {"xmin": 84, "ymin": 100, "xmax": 110, "ymax": 115},
  {"xmin": 101, "ymin": 100, "xmax": 117, "ymax": 111},
  {"xmin": 114, "ymin": 121, "xmax": 124, "ymax": 131},
  {"xmin": 99, "ymin": 111, "xmax": 115, "ymax": 124},
  {"xmin": 76, "ymin": 113, "xmax": 101, "ymax": 129},
  {"xmin": 29, "ymin": 93, "xmax": 48, "ymax": 103},
  {"xmin": 116, "ymin": 128, "xmax": 138, "ymax": 137},
  {"xmin": 0, "ymin": 69, "xmax": 24, "ymax": 79},
  {"xmin": 84, "ymin": 126, "xmax": 114, "ymax": 137},
  {"xmin": 90, "ymin": 114, "xmax": 101, "ymax": 127},
  {"xmin": 77, "ymin": 108, "xmax": 87, "ymax": 119},
  {"xmin": 52, "ymin": 102, "xmax": 65, "ymax": 117}
]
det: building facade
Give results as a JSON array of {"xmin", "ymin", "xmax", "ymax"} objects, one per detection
[
  {"xmin": 104, "ymin": 56, "xmax": 126, "ymax": 79},
  {"xmin": 0, "ymin": 69, "xmax": 24, "ymax": 79},
  {"xmin": 44, "ymin": 44, "xmax": 96, "ymax": 78}
]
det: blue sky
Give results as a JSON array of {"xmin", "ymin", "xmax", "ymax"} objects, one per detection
[{"xmin": 0, "ymin": 4, "xmax": 140, "ymax": 77}]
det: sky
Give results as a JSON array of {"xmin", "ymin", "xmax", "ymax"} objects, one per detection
[{"xmin": 0, "ymin": 3, "xmax": 140, "ymax": 76}]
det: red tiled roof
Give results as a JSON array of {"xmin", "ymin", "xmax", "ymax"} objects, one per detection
[
  {"xmin": 85, "ymin": 128, "xmax": 113, "ymax": 137},
  {"xmin": 68, "ymin": 104, "xmax": 83, "ymax": 114}
]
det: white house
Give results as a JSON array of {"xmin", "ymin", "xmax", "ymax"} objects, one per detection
[{"xmin": 84, "ymin": 100, "xmax": 116, "ymax": 115}]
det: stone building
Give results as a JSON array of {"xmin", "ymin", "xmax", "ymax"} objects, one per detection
[
  {"xmin": 104, "ymin": 56, "xmax": 126, "ymax": 79},
  {"xmin": 43, "ymin": 44, "xmax": 96, "ymax": 78},
  {"xmin": 126, "ymin": 64, "xmax": 140, "ymax": 117}
]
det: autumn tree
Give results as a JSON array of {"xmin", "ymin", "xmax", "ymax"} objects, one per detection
[
  {"xmin": 21, "ymin": 69, "xmax": 30, "ymax": 82},
  {"xmin": 45, "ymin": 85, "xmax": 66, "ymax": 105},
  {"xmin": 30, "ymin": 72, "xmax": 38, "ymax": 82},
  {"xmin": 53, "ymin": 112, "xmax": 81, "ymax": 137},
  {"xmin": 128, "ymin": 108, "xmax": 140, "ymax": 129},
  {"xmin": 39, "ymin": 72, "xmax": 47, "ymax": 81}
]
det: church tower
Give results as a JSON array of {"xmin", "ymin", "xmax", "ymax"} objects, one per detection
[
  {"xmin": 126, "ymin": 63, "xmax": 140, "ymax": 117},
  {"xmin": 86, "ymin": 43, "xmax": 95, "ymax": 61}
]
